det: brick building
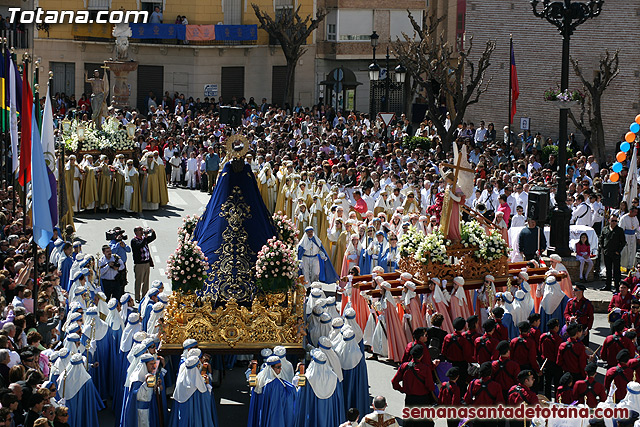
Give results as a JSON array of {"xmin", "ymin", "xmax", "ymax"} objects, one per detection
[{"xmin": 463, "ymin": 0, "xmax": 636, "ymax": 156}]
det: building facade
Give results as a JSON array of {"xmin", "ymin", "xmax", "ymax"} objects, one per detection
[
  {"xmin": 464, "ymin": 0, "xmax": 637, "ymax": 154},
  {"xmin": 28, "ymin": 0, "xmax": 317, "ymax": 112}
]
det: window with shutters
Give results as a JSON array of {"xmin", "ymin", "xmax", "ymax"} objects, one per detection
[
  {"xmin": 87, "ymin": 0, "xmax": 110, "ymax": 10},
  {"xmin": 224, "ymin": 0, "xmax": 242, "ymax": 25},
  {"xmin": 269, "ymin": 4, "xmax": 294, "ymax": 45},
  {"xmin": 221, "ymin": 67, "xmax": 244, "ymax": 103},
  {"xmin": 136, "ymin": 65, "xmax": 164, "ymax": 115}
]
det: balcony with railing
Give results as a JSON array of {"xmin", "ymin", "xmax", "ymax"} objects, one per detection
[
  {"xmin": 72, "ymin": 23, "xmax": 258, "ymax": 46},
  {"xmin": 0, "ymin": 28, "xmax": 29, "ymax": 50}
]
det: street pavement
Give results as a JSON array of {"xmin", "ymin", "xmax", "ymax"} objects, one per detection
[{"xmin": 74, "ymin": 187, "xmax": 615, "ymax": 426}]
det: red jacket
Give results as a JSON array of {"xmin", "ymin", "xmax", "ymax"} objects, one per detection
[
  {"xmin": 510, "ymin": 335, "xmax": 540, "ymax": 373},
  {"xmin": 564, "ymin": 297, "xmax": 595, "ymax": 329},
  {"xmin": 555, "ymin": 385, "xmax": 575, "ymax": 405},
  {"xmin": 539, "ymin": 331, "xmax": 562, "ymax": 362},
  {"xmin": 573, "ymin": 378, "xmax": 606, "ymax": 408},
  {"xmin": 463, "ymin": 330, "xmax": 481, "ymax": 348},
  {"xmin": 443, "ymin": 331, "xmax": 474, "ymax": 363},
  {"xmin": 528, "ymin": 327, "xmax": 541, "ymax": 349},
  {"xmin": 608, "ymin": 292, "xmax": 633, "ymax": 312},
  {"xmin": 463, "ymin": 377, "xmax": 504, "ymax": 405},
  {"xmin": 601, "ymin": 333, "xmax": 635, "ymax": 368},
  {"xmin": 604, "ymin": 364, "xmax": 632, "ymax": 402},
  {"xmin": 401, "ymin": 341, "xmax": 423, "ymax": 364},
  {"xmin": 557, "ymin": 337, "xmax": 587, "ymax": 376},
  {"xmin": 623, "ymin": 310, "xmax": 640, "ymax": 330},
  {"xmin": 494, "ymin": 319, "xmax": 509, "ymax": 343},
  {"xmin": 438, "ymin": 381, "xmax": 461, "ymax": 406},
  {"xmin": 508, "ymin": 384, "xmax": 539, "ymax": 405},
  {"xmin": 491, "ymin": 357, "xmax": 520, "ymax": 392},
  {"xmin": 474, "ymin": 334, "xmax": 499, "ymax": 364},
  {"xmin": 392, "ymin": 358, "xmax": 435, "ymax": 395}
]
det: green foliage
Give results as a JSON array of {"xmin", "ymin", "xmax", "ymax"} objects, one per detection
[{"xmin": 403, "ymin": 135, "xmax": 432, "ymax": 151}]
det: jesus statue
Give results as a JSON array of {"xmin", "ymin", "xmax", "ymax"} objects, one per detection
[{"xmin": 443, "ymin": 171, "xmax": 465, "ymax": 241}]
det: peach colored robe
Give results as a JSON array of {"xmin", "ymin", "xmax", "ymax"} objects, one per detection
[{"xmin": 382, "ymin": 293, "xmax": 409, "ymax": 362}]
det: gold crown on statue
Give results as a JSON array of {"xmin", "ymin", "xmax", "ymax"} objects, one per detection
[{"xmin": 225, "ymin": 134, "xmax": 250, "ymax": 160}]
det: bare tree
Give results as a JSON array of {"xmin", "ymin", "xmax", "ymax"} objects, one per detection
[
  {"xmin": 394, "ymin": 11, "xmax": 495, "ymax": 152},
  {"xmin": 568, "ymin": 49, "xmax": 620, "ymax": 163},
  {"xmin": 252, "ymin": 4, "xmax": 327, "ymax": 108}
]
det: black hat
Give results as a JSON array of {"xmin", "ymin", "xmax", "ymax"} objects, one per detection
[
  {"xmin": 453, "ymin": 317, "xmax": 466, "ymax": 331},
  {"xmin": 574, "ymin": 284, "xmax": 587, "ymax": 291},
  {"xmin": 585, "ymin": 362, "xmax": 597, "ymax": 375},
  {"xmin": 410, "ymin": 344, "xmax": 424, "ymax": 359},
  {"xmin": 483, "ymin": 319, "xmax": 496, "ymax": 332},
  {"xmin": 467, "ymin": 315, "xmax": 479, "ymax": 326},
  {"xmin": 559, "ymin": 372, "xmax": 573, "ymax": 387},
  {"xmin": 518, "ymin": 369, "xmax": 533, "ymax": 383},
  {"xmin": 613, "ymin": 319, "xmax": 625, "ymax": 332},
  {"xmin": 479, "ymin": 361, "xmax": 492, "ymax": 377},
  {"xmin": 446, "ymin": 367, "xmax": 460, "ymax": 379},
  {"xmin": 518, "ymin": 321, "xmax": 531, "ymax": 332},
  {"xmin": 496, "ymin": 340, "xmax": 510, "ymax": 355},
  {"xmin": 566, "ymin": 322, "xmax": 580, "ymax": 336},
  {"xmin": 617, "ymin": 349, "xmax": 631, "ymax": 363},
  {"xmin": 492, "ymin": 307, "xmax": 504, "ymax": 318}
]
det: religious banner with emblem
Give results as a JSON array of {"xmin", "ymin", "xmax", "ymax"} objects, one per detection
[
  {"xmin": 215, "ymin": 25, "xmax": 258, "ymax": 41},
  {"xmin": 185, "ymin": 25, "xmax": 216, "ymax": 41},
  {"xmin": 129, "ymin": 23, "xmax": 186, "ymax": 40},
  {"xmin": 71, "ymin": 23, "xmax": 113, "ymax": 39}
]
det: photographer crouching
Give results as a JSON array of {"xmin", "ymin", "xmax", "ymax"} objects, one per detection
[
  {"xmin": 107, "ymin": 227, "xmax": 131, "ymax": 298},
  {"xmin": 99, "ymin": 245, "xmax": 125, "ymax": 300}
]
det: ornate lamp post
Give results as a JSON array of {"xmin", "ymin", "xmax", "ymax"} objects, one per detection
[{"xmin": 531, "ymin": 0, "xmax": 604, "ymax": 256}]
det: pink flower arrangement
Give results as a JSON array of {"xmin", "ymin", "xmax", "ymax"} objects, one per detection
[
  {"xmin": 273, "ymin": 212, "xmax": 299, "ymax": 248},
  {"xmin": 255, "ymin": 237, "xmax": 299, "ymax": 282},
  {"xmin": 177, "ymin": 215, "xmax": 201, "ymax": 243},
  {"xmin": 166, "ymin": 239, "xmax": 209, "ymax": 292}
]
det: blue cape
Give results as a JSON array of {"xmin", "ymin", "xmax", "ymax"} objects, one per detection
[
  {"xmin": 67, "ymin": 378, "xmax": 104, "ymax": 427},
  {"xmin": 248, "ymin": 378, "xmax": 296, "ymax": 427},
  {"xmin": 297, "ymin": 236, "xmax": 339, "ymax": 284},
  {"xmin": 341, "ymin": 357, "xmax": 370, "ymax": 419},
  {"xmin": 540, "ymin": 296, "xmax": 569, "ymax": 334},
  {"xmin": 295, "ymin": 380, "xmax": 345, "ymax": 427},
  {"xmin": 378, "ymin": 247, "xmax": 398, "ymax": 273}
]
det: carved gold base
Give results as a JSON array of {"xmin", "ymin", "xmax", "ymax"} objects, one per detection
[
  {"xmin": 399, "ymin": 243, "xmax": 508, "ymax": 283},
  {"xmin": 160, "ymin": 285, "xmax": 306, "ymax": 353}
]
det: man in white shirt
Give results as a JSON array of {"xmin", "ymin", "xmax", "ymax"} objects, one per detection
[
  {"xmin": 514, "ymin": 184, "xmax": 529, "ymax": 213},
  {"xmin": 571, "ymin": 194, "xmax": 592, "ymax": 226},
  {"xmin": 589, "ymin": 193, "xmax": 604, "ymax": 234},
  {"xmin": 362, "ymin": 186, "xmax": 376, "ymax": 213},
  {"xmin": 474, "ymin": 121, "xmax": 487, "ymax": 144},
  {"xmin": 505, "ymin": 186, "xmax": 517, "ymax": 216},
  {"xmin": 585, "ymin": 155, "xmax": 599, "ymax": 178}
]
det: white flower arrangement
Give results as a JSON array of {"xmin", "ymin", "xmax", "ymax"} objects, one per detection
[
  {"xmin": 460, "ymin": 221, "xmax": 485, "ymax": 248},
  {"xmin": 399, "ymin": 226, "xmax": 426, "ymax": 258},
  {"xmin": 414, "ymin": 230, "xmax": 449, "ymax": 265},
  {"xmin": 177, "ymin": 215, "xmax": 201, "ymax": 243},
  {"xmin": 475, "ymin": 229, "xmax": 510, "ymax": 261},
  {"xmin": 63, "ymin": 118, "xmax": 136, "ymax": 152}
]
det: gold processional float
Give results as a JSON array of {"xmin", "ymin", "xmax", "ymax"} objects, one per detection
[
  {"xmin": 158, "ymin": 139, "xmax": 548, "ymax": 353},
  {"xmin": 159, "ymin": 134, "xmax": 307, "ymax": 353}
]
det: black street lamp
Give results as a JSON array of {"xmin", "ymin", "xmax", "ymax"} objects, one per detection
[{"xmin": 531, "ymin": 0, "xmax": 604, "ymax": 256}]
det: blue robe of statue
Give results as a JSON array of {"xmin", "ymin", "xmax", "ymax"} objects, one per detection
[
  {"xmin": 294, "ymin": 381, "xmax": 345, "ymax": 427},
  {"xmin": 248, "ymin": 378, "xmax": 296, "ymax": 427},
  {"xmin": 540, "ymin": 296, "xmax": 569, "ymax": 334},
  {"xmin": 59, "ymin": 256, "xmax": 73, "ymax": 292},
  {"xmin": 193, "ymin": 161, "xmax": 278, "ymax": 304},
  {"xmin": 378, "ymin": 247, "xmax": 398, "ymax": 273},
  {"xmin": 67, "ymin": 378, "xmax": 105, "ymax": 427},
  {"xmin": 341, "ymin": 358, "xmax": 370, "ymax": 419},
  {"xmin": 358, "ymin": 248, "xmax": 371, "ymax": 275},
  {"xmin": 169, "ymin": 389, "xmax": 218, "ymax": 427}
]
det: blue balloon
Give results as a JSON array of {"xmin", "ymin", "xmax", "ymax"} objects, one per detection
[
  {"xmin": 621, "ymin": 142, "xmax": 631, "ymax": 152},
  {"xmin": 613, "ymin": 162, "xmax": 623, "ymax": 173},
  {"xmin": 631, "ymin": 123, "xmax": 640, "ymax": 134}
]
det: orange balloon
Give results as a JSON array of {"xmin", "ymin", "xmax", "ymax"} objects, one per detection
[
  {"xmin": 610, "ymin": 172, "xmax": 620, "ymax": 182},
  {"xmin": 635, "ymin": 114, "xmax": 640, "ymax": 125},
  {"xmin": 626, "ymin": 132, "xmax": 636, "ymax": 143},
  {"xmin": 617, "ymin": 152, "xmax": 627, "ymax": 162}
]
